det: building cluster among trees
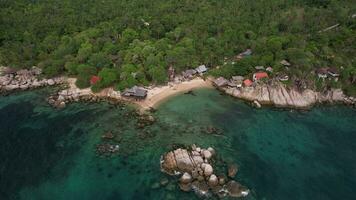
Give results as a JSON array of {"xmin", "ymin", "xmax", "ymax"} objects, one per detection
[{"xmin": 0, "ymin": 0, "xmax": 355, "ymax": 95}]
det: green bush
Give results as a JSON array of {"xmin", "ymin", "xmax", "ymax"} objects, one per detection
[
  {"xmin": 343, "ymin": 85, "xmax": 356, "ymax": 97},
  {"xmin": 75, "ymin": 77, "xmax": 90, "ymax": 89}
]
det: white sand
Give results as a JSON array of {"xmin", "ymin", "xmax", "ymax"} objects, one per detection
[
  {"xmin": 138, "ymin": 77, "xmax": 213, "ymax": 110},
  {"xmin": 64, "ymin": 77, "xmax": 213, "ymax": 111}
]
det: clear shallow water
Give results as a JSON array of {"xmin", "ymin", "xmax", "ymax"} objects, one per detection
[{"xmin": 0, "ymin": 89, "xmax": 355, "ymax": 200}]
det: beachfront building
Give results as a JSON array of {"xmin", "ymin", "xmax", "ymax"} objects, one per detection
[
  {"xmin": 182, "ymin": 69, "xmax": 197, "ymax": 79},
  {"xmin": 235, "ymin": 49, "xmax": 252, "ymax": 60},
  {"xmin": 231, "ymin": 76, "xmax": 244, "ymax": 88},
  {"xmin": 122, "ymin": 86, "xmax": 147, "ymax": 99},
  {"xmin": 239, "ymin": 49, "xmax": 252, "ymax": 57},
  {"xmin": 316, "ymin": 68, "xmax": 328, "ymax": 79},
  {"xmin": 255, "ymin": 66, "xmax": 265, "ymax": 70},
  {"xmin": 280, "ymin": 60, "xmax": 291, "ymax": 66},
  {"xmin": 328, "ymin": 67, "xmax": 340, "ymax": 77},
  {"xmin": 253, "ymin": 72, "xmax": 268, "ymax": 82},
  {"xmin": 278, "ymin": 74, "xmax": 289, "ymax": 82},
  {"xmin": 195, "ymin": 65, "xmax": 208, "ymax": 74},
  {"xmin": 214, "ymin": 77, "xmax": 229, "ymax": 87},
  {"xmin": 266, "ymin": 67, "xmax": 273, "ymax": 73}
]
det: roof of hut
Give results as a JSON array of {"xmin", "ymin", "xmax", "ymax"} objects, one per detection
[
  {"xmin": 214, "ymin": 77, "xmax": 229, "ymax": 87},
  {"xmin": 123, "ymin": 86, "xmax": 147, "ymax": 98},
  {"xmin": 195, "ymin": 65, "xmax": 207, "ymax": 73}
]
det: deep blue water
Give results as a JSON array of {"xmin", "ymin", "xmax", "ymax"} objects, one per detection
[{"xmin": 0, "ymin": 88, "xmax": 355, "ymax": 200}]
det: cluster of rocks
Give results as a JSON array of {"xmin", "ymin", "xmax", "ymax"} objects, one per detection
[
  {"xmin": 47, "ymin": 88, "xmax": 85, "ymax": 108},
  {"xmin": 137, "ymin": 113, "xmax": 156, "ymax": 128},
  {"xmin": 47, "ymin": 88, "xmax": 124, "ymax": 108},
  {"xmin": 221, "ymin": 81, "xmax": 355, "ymax": 109},
  {"xmin": 343, "ymin": 96, "xmax": 356, "ymax": 106},
  {"xmin": 202, "ymin": 126, "xmax": 223, "ymax": 135},
  {"xmin": 160, "ymin": 145, "xmax": 249, "ymax": 198},
  {"xmin": 96, "ymin": 131, "xmax": 120, "ymax": 157},
  {"xmin": 96, "ymin": 143, "xmax": 119, "ymax": 157},
  {"xmin": 0, "ymin": 66, "xmax": 63, "ymax": 93}
]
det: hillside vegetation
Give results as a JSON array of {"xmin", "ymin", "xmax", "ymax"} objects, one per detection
[{"xmin": 0, "ymin": 0, "xmax": 355, "ymax": 94}]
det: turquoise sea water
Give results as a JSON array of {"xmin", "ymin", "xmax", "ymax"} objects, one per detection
[{"xmin": 0, "ymin": 88, "xmax": 355, "ymax": 200}]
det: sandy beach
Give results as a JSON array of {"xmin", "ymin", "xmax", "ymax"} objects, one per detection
[
  {"xmin": 138, "ymin": 78, "xmax": 213, "ymax": 110},
  {"xmin": 63, "ymin": 77, "xmax": 213, "ymax": 111}
]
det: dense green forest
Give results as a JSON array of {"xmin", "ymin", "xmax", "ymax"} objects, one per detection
[{"xmin": 0, "ymin": 0, "xmax": 355, "ymax": 94}]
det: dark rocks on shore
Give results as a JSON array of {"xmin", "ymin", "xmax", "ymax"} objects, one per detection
[{"xmin": 160, "ymin": 145, "xmax": 249, "ymax": 198}]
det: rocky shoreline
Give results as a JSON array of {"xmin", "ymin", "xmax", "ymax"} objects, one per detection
[
  {"xmin": 219, "ymin": 81, "xmax": 355, "ymax": 109},
  {"xmin": 47, "ymin": 85, "xmax": 128, "ymax": 109},
  {"xmin": 160, "ymin": 145, "xmax": 249, "ymax": 198},
  {"xmin": 0, "ymin": 67, "xmax": 64, "ymax": 94},
  {"xmin": 1, "ymin": 66, "xmax": 354, "ymax": 110}
]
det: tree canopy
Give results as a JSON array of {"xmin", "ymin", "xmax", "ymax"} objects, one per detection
[{"xmin": 0, "ymin": 0, "xmax": 355, "ymax": 94}]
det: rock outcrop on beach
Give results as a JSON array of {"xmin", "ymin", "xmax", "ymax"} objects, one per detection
[
  {"xmin": 160, "ymin": 145, "xmax": 249, "ymax": 198},
  {"xmin": 47, "ymin": 87, "xmax": 123, "ymax": 108},
  {"xmin": 0, "ymin": 67, "xmax": 63, "ymax": 93},
  {"xmin": 222, "ymin": 81, "xmax": 355, "ymax": 109}
]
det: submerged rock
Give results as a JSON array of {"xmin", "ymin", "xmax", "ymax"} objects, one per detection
[
  {"xmin": 96, "ymin": 143, "xmax": 119, "ymax": 156},
  {"xmin": 228, "ymin": 164, "xmax": 239, "ymax": 178},
  {"xmin": 151, "ymin": 182, "xmax": 160, "ymax": 189},
  {"xmin": 226, "ymin": 180, "xmax": 250, "ymax": 197},
  {"xmin": 102, "ymin": 131, "xmax": 115, "ymax": 139},
  {"xmin": 192, "ymin": 181, "xmax": 211, "ymax": 198},
  {"xmin": 160, "ymin": 177, "xmax": 169, "ymax": 186},
  {"xmin": 179, "ymin": 182, "xmax": 192, "ymax": 192}
]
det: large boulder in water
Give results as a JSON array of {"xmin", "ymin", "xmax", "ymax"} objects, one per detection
[
  {"xmin": 180, "ymin": 172, "xmax": 192, "ymax": 184},
  {"xmin": 208, "ymin": 174, "xmax": 218, "ymax": 187},
  {"xmin": 174, "ymin": 148, "xmax": 196, "ymax": 172},
  {"xmin": 202, "ymin": 149, "xmax": 212, "ymax": 160},
  {"xmin": 203, "ymin": 163, "xmax": 213, "ymax": 176},
  {"xmin": 161, "ymin": 148, "xmax": 199, "ymax": 175},
  {"xmin": 161, "ymin": 151, "xmax": 178, "ymax": 175}
]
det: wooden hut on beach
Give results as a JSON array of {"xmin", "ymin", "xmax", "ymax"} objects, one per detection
[{"xmin": 122, "ymin": 86, "xmax": 147, "ymax": 100}]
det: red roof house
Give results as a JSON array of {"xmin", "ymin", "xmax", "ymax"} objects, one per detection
[
  {"xmin": 243, "ymin": 79, "xmax": 253, "ymax": 87},
  {"xmin": 253, "ymin": 72, "xmax": 268, "ymax": 82},
  {"xmin": 90, "ymin": 76, "xmax": 100, "ymax": 85}
]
